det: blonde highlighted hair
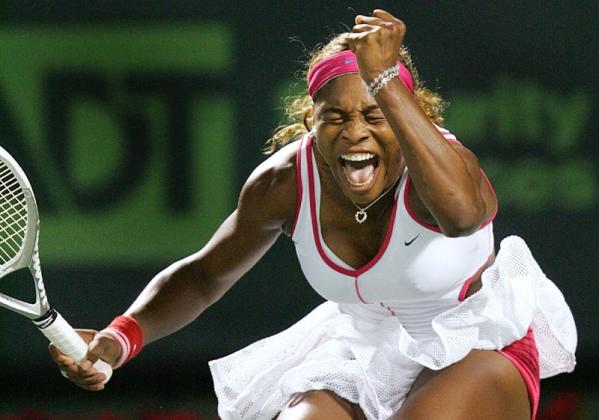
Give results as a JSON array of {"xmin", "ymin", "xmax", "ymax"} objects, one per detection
[{"xmin": 265, "ymin": 33, "xmax": 447, "ymax": 154}]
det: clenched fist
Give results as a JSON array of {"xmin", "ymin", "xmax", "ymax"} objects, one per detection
[{"xmin": 347, "ymin": 9, "xmax": 407, "ymax": 83}]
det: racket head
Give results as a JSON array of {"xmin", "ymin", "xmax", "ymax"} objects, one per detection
[
  {"xmin": 0, "ymin": 146, "xmax": 45, "ymax": 318},
  {"xmin": 0, "ymin": 146, "xmax": 39, "ymax": 276}
]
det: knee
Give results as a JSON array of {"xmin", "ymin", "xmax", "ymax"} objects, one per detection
[{"xmin": 393, "ymin": 351, "xmax": 530, "ymax": 420}]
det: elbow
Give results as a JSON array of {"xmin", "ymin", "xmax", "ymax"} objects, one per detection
[
  {"xmin": 438, "ymin": 203, "xmax": 486, "ymax": 238},
  {"xmin": 440, "ymin": 221, "xmax": 479, "ymax": 238}
]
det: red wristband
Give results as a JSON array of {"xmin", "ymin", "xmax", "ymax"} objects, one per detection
[{"xmin": 105, "ymin": 315, "xmax": 144, "ymax": 365}]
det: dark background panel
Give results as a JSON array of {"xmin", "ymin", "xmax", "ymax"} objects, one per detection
[{"xmin": 0, "ymin": 0, "xmax": 596, "ymax": 417}]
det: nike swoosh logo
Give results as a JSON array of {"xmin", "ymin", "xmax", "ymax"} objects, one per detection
[{"xmin": 404, "ymin": 234, "xmax": 420, "ymax": 246}]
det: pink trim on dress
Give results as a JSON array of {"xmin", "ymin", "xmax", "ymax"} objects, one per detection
[
  {"xmin": 403, "ymin": 176, "xmax": 442, "ymax": 233},
  {"xmin": 457, "ymin": 253, "xmax": 495, "ymax": 302},
  {"xmin": 289, "ymin": 137, "xmax": 304, "ymax": 237},
  {"xmin": 354, "ymin": 276, "xmax": 368, "ymax": 304},
  {"xmin": 306, "ymin": 135, "xmax": 400, "ymax": 278}
]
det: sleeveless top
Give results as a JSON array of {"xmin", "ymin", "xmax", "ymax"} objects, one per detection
[{"xmin": 290, "ymin": 131, "xmax": 497, "ymax": 339}]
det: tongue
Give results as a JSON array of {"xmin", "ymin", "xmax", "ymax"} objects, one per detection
[{"xmin": 344, "ymin": 162, "xmax": 375, "ymax": 184}]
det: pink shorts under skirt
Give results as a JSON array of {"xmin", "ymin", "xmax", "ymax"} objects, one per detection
[{"xmin": 497, "ymin": 328, "xmax": 540, "ymax": 419}]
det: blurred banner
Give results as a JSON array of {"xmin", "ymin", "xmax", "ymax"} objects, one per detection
[
  {"xmin": 0, "ymin": 0, "xmax": 596, "ymax": 417},
  {"xmin": 0, "ymin": 25, "xmax": 235, "ymax": 264}
]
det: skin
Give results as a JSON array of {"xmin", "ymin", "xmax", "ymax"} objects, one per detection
[{"xmin": 49, "ymin": 8, "xmax": 529, "ymax": 420}]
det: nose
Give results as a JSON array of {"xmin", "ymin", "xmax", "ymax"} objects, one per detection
[{"xmin": 341, "ymin": 118, "xmax": 369, "ymax": 144}]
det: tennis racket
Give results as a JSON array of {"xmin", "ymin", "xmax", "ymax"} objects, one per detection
[{"xmin": 0, "ymin": 146, "xmax": 112, "ymax": 382}]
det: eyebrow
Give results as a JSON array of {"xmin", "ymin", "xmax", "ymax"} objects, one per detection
[
  {"xmin": 362, "ymin": 105, "xmax": 382, "ymax": 113},
  {"xmin": 321, "ymin": 104, "xmax": 381, "ymax": 114},
  {"xmin": 321, "ymin": 106, "xmax": 345, "ymax": 115}
]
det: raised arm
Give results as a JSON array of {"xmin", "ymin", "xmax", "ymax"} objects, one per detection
[
  {"xmin": 349, "ymin": 10, "xmax": 496, "ymax": 237},
  {"xmin": 49, "ymin": 145, "xmax": 298, "ymax": 389}
]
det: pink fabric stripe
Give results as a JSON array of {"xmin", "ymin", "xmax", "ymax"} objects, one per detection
[
  {"xmin": 289, "ymin": 136, "xmax": 304, "ymax": 237},
  {"xmin": 354, "ymin": 276, "xmax": 368, "ymax": 304},
  {"xmin": 457, "ymin": 277, "xmax": 475, "ymax": 302},
  {"xmin": 306, "ymin": 137, "xmax": 356, "ymax": 277},
  {"xmin": 307, "ymin": 50, "xmax": 414, "ymax": 98},
  {"xmin": 497, "ymin": 329, "xmax": 540, "ymax": 420},
  {"xmin": 306, "ymin": 135, "xmax": 400, "ymax": 278}
]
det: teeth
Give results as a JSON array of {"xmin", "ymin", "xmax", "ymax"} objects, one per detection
[{"xmin": 341, "ymin": 153, "xmax": 375, "ymax": 162}]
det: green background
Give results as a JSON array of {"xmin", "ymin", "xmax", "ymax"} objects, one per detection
[{"xmin": 0, "ymin": 1, "xmax": 596, "ymax": 418}]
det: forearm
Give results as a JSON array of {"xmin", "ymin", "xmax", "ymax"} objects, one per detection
[
  {"xmin": 124, "ymin": 256, "xmax": 219, "ymax": 345},
  {"xmin": 121, "ymin": 210, "xmax": 283, "ymax": 345},
  {"xmin": 116, "ymin": 151, "xmax": 293, "ymax": 347},
  {"xmin": 375, "ymin": 78, "xmax": 486, "ymax": 234}
]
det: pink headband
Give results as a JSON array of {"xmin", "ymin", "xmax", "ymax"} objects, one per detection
[{"xmin": 307, "ymin": 50, "xmax": 414, "ymax": 98}]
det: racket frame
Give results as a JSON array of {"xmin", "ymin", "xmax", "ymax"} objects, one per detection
[
  {"xmin": 0, "ymin": 148, "xmax": 48, "ymax": 319},
  {"xmin": 0, "ymin": 146, "xmax": 112, "ymax": 381}
]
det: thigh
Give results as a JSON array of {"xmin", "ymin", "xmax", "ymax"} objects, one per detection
[
  {"xmin": 276, "ymin": 390, "xmax": 366, "ymax": 420},
  {"xmin": 393, "ymin": 350, "xmax": 530, "ymax": 420}
]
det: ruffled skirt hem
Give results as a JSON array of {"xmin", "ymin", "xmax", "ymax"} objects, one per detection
[{"xmin": 209, "ymin": 236, "xmax": 577, "ymax": 420}]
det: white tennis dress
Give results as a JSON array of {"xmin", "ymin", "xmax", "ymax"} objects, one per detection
[{"xmin": 209, "ymin": 132, "xmax": 577, "ymax": 420}]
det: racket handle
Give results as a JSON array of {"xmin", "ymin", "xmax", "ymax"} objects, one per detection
[{"xmin": 33, "ymin": 309, "xmax": 113, "ymax": 384}]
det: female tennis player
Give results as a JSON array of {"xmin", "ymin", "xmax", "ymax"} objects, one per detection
[{"xmin": 50, "ymin": 9, "xmax": 576, "ymax": 420}]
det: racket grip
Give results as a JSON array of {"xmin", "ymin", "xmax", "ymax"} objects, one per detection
[{"xmin": 33, "ymin": 309, "xmax": 113, "ymax": 384}]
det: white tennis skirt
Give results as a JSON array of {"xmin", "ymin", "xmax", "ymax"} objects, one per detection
[{"xmin": 209, "ymin": 236, "xmax": 577, "ymax": 420}]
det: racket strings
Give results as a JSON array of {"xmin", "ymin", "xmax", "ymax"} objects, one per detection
[{"xmin": 0, "ymin": 163, "xmax": 27, "ymax": 265}]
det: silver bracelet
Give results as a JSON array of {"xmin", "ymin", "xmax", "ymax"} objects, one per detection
[{"xmin": 367, "ymin": 64, "xmax": 400, "ymax": 97}]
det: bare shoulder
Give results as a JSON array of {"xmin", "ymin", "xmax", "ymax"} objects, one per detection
[{"xmin": 238, "ymin": 140, "xmax": 301, "ymax": 234}]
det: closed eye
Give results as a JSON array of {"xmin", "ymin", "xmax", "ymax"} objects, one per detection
[
  {"xmin": 366, "ymin": 113, "xmax": 385, "ymax": 124},
  {"xmin": 362, "ymin": 105, "xmax": 385, "ymax": 124},
  {"xmin": 324, "ymin": 117, "xmax": 344, "ymax": 125},
  {"xmin": 322, "ymin": 110, "xmax": 345, "ymax": 125}
]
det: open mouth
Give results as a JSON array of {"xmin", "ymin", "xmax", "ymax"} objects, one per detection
[{"xmin": 339, "ymin": 152, "xmax": 380, "ymax": 189}]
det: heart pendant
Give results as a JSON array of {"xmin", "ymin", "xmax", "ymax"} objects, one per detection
[{"xmin": 355, "ymin": 210, "xmax": 367, "ymax": 224}]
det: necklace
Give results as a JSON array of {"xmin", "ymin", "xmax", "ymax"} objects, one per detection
[{"xmin": 350, "ymin": 179, "xmax": 399, "ymax": 224}]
